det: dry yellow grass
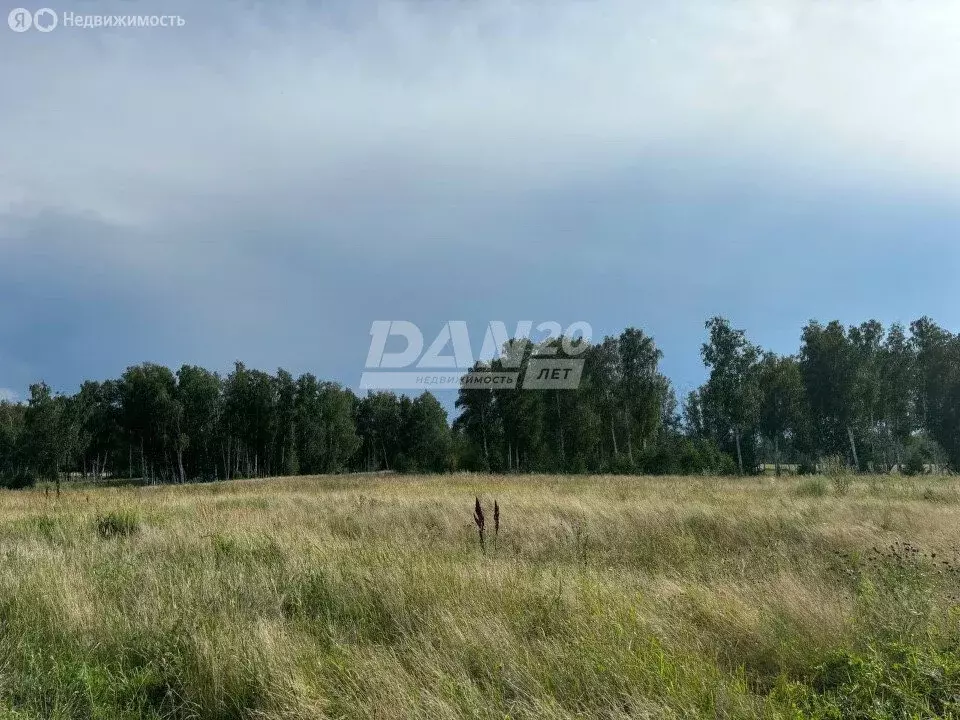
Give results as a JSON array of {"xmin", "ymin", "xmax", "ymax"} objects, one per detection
[{"xmin": 0, "ymin": 473, "xmax": 958, "ymax": 718}]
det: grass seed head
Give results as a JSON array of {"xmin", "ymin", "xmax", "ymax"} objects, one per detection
[{"xmin": 474, "ymin": 497, "xmax": 485, "ymax": 550}]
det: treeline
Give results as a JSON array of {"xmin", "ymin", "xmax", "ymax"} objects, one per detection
[
  {"xmin": 1, "ymin": 316, "xmax": 958, "ymax": 487},
  {"xmin": 454, "ymin": 317, "xmax": 959, "ymax": 476},
  {"xmin": 0, "ymin": 364, "xmax": 452, "ymax": 489}
]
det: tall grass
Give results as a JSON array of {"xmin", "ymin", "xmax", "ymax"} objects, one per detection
[{"xmin": 0, "ymin": 474, "xmax": 956, "ymax": 718}]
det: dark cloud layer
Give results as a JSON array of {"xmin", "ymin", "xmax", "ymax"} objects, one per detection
[{"xmin": 2, "ymin": 0, "xmax": 959, "ymax": 407}]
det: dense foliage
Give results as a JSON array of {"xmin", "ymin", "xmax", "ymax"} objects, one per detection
[{"xmin": 1, "ymin": 316, "xmax": 958, "ymax": 486}]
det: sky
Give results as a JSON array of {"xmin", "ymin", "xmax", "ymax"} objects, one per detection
[{"xmin": 1, "ymin": 0, "xmax": 959, "ymax": 412}]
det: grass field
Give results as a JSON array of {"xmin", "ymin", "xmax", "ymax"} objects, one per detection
[{"xmin": 1, "ymin": 473, "xmax": 960, "ymax": 719}]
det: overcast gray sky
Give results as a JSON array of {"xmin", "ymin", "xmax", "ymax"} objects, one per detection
[{"xmin": 2, "ymin": 0, "xmax": 959, "ymax": 408}]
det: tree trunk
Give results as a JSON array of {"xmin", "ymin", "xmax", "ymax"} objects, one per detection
[
  {"xmin": 734, "ymin": 430, "xmax": 744, "ymax": 476},
  {"xmin": 891, "ymin": 425, "xmax": 901, "ymax": 474},
  {"xmin": 847, "ymin": 425, "xmax": 860, "ymax": 472},
  {"xmin": 480, "ymin": 406, "xmax": 490, "ymax": 471},
  {"xmin": 774, "ymin": 435, "xmax": 781, "ymax": 477},
  {"xmin": 555, "ymin": 392, "xmax": 565, "ymax": 465},
  {"xmin": 610, "ymin": 412, "xmax": 619, "ymax": 457}
]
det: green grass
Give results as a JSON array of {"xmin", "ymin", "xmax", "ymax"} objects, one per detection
[{"xmin": 0, "ymin": 474, "xmax": 957, "ymax": 718}]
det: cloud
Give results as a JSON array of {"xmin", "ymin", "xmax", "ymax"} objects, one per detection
[
  {"xmin": 1, "ymin": 0, "xmax": 959, "ymax": 399},
  {"xmin": 3, "ymin": 0, "xmax": 960, "ymax": 231},
  {"xmin": 0, "ymin": 388, "xmax": 18, "ymax": 402}
]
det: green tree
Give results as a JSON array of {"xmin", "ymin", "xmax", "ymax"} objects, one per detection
[
  {"xmin": 585, "ymin": 337, "xmax": 624, "ymax": 467},
  {"xmin": 756, "ymin": 353, "xmax": 806, "ymax": 475},
  {"xmin": 356, "ymin": 391, "xmax": 405, "ymax": 471},
  {"xmin": 119, "ymin": 364, "xmax": 182, "ymax": 483},
  {"xmin": 23, "ymin": 382, "xmax": 78, "ymax": 494},
  {"xmin": 404, "ymin": 393, "xmax": 451, "ymax": 472},
  {"xmin": 273, "ymin": 369, "xmax": 298, "ymax": 476},
  {"xmin": 800, "ymin": 321, "xmax": 868, "ymax": 470},
  {"xmin": 619, "ymin": 328, "xmax": 669, "ymax": 462},
  {"xmin": 176, "ymin": 365, "xmax": 223, "ymax": 480},
  {"xmin": 911, "ymin": 318, "xmax": 960, "ymax": 469},
  {"xmin": 700, "ymin": 317, "xmax": 761, "ymax": 475},
  {"xmin": 0, "ymin": 400, "xmax": 27, "ymax": 486},
  {"xmin": 454, "ymin": 365, "xmax": 502, "ymax": 471},
  {"xmin": 874, "ymin": 323, "xmax": 917, "ymax": 470}
]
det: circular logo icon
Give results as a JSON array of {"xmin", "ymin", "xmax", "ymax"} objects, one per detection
[
  {"xmin": 33, "ymin": 8, "xmax": 57, "ymax": 32},
  {"xmin": 7, "ymin": 7, "xmax": 33, "ymax": 31}
]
